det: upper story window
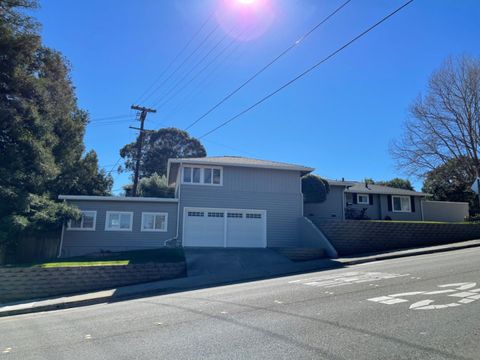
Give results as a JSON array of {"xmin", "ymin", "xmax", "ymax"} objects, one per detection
[
  {"xmin": 68, "ymin": 211, "xmax": 96, "ymax": 231},
  {"xmin": 105, "ymin": 211, "xmax": 133, "ymax": 231},
  {"xmin": 392, "ymin": 196, "xmax": 411, "ymax": 212},
  {"xmin": 357, "ymin": 194, "xmax": 369, "ymax": 205},
  {"xmin": 182, "ymin": 166, "xmax": 222, "ymax": 186}
]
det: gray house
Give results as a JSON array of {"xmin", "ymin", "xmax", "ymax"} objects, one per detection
[
  {"xmin": 59, "ymin": 156, "xmax": 317, "ymax": 257},
  {"xmin": 305, "ymin": 180, "xmax": 429, "ymax": 222}
]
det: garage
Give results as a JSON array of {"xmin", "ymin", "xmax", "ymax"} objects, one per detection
[{"xmin": 183, "ymin": 207, "xmax": 267, "ymax": 248}]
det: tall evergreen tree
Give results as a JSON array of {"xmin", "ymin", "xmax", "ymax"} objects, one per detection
[{"xmin": 0, "ymin": 0, "xmax": 112, "ymax": 251}]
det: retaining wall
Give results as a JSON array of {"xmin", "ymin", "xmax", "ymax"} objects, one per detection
[
  {"xmin": 314, "ymin": 220, "xmax": 480, "ymax": 256},
  {"xmin": 0, "ymin": 262, "xmax": 186, "ymax": 304}
]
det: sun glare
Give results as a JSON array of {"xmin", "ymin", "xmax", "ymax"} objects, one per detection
[{"xmin": 237, "ymin": 0, "xmax": 256, "ymax": 4}]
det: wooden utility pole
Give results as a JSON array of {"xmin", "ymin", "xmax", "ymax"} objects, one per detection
[{"xmin": 130, "ymin": 105, "xmax": 156, "ymax": 197}]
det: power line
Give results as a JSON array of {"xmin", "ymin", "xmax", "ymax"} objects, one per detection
[
  {"xmin": 166, "ymin": 27, "xmax": 251, "ymax": 118},
  {"xmin": 89, "ymin": 114, "xmax": 132, "ymax": 122},
  {"xmin": 142, "ymin": 23, "xmax": 220, "ymax": 106},
  {"xmin": 153, "ymin": 24, "xmax": 251, "ymax": 112},
  {"xmin": 184, "ymin": 0, "xmax": 353, "ymax": 131},
  {"xmin": 151, "ymin": 26, "xmax": 234, "ymax": 109},
  {"xmin": 134, "ymin": 11, "xmax": 216, "ymax": 105},
  {"xmin": 198, "ymin": 0, "xmax": 414, "ymax": 139}
]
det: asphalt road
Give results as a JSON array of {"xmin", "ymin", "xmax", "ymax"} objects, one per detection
[{"xmin": 1, "ymin": 247, "xmax": 480, "ymax": 360}]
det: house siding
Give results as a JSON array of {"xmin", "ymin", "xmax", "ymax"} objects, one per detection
[
  {"xmin": 61, "ymin": 200, "xmax": 178, "ymax": 257},
  {"xmin": 304, "ymin": 185, "xmax": 345, "ymax": 221},
  {"xmin": 379, "ymin": 195, "xmax": 423, "ymax": 221},
  {"xmin": 345, "ymin": 193, "xmax": 382, "ymax": 219},
  {"xmin": 178, "ymin": 165, "xmax": 304, "ymax": 247}
]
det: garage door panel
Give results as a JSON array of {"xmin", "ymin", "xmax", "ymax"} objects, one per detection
[
  {"xmin": 183, "ymin": 210, "xmax": 224, "ymax": 247},
  {"xmin": 183, "ymin": 208, "xmax": 266, "ymax": 248}
]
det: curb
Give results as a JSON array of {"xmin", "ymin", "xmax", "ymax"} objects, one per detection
[
  {"xmin": 338, "ymin": 241, "xmax": 480, "ymax": 266},
  {"xmin": 2, "ymin": 240, "xmax": 480, "ymax": 317}
]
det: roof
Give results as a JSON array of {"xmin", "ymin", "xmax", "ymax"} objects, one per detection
[
  {"xmin": 343, "ymin": 183, "xmax": 429, "ymax": 197},
  {"xmin": 58, "ymin": 195, "xmax": 178, "ymax": 203},
  {"xmin": 168, "ymin": 156, "xmax": 314, "ymax": 173}
]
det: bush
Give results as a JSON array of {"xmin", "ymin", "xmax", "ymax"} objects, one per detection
[{"xmin": 302, "ymin": 174, "xmax": 330, "ymax": 203}]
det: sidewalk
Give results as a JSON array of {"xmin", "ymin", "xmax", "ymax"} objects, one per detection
[{"xmin": 1, "ymin": 239, "xmax": 480, "ymax": 317}]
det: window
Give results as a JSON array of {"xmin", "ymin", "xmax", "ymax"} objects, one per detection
[
  {"xmin": 227, "ymin": 212, "xmax": 243, "ymax": 218},
  {"xmin": 141, "ymin": 212, "xmax": 167, "ymax": 232},
  {"xmin": 188, "ymin": 211, "xmax": 204, "ymax": 217},
  {"xmin": 105, "ymin": 211, "xmax": 133, "ymax": 231},
  {"xmin": 246, "ymin": 213, "xmax": 262, "ymax": 219},
  {"xmin": 208, "ymin": 212, "xmax": 224, "ymax": 218},
  {"xmin": 357, "ymin": 194, "xmax": 369, "ymax": 205},
  {"xmin": 183, "ymin": 167, "xmax": 192, "ymax": 183},
  {"xmin": 68, "ymin": 211, "xmax": 96, "ymax": 231},
  {"xmin": 182, "ymin": 166, "xmax": 222, "ymax": 185},
  {"xmin": 392, "ymin": 196, "xmax": 411, "ymax": 212}
]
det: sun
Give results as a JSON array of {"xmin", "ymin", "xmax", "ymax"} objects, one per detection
[{"xmin": 236, "ymin": 0, "xmax": 256, "ymax": 4}]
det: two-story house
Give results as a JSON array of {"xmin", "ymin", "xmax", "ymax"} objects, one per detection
[{"xmin": 58, "ymin": 156, "xmax": 315, "ymax": 257}]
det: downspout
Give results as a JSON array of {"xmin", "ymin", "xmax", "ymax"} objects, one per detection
[
  {"xmin": 57, "ymin": 199, "xmax": 66, "ymax": 258},
  {"xmin": 342, "ymin": 187, "xmax": 347, "ymax": 221},
  {"xmin": 420, "ymin": 196, "xmax": 425, "ymax": 221}
]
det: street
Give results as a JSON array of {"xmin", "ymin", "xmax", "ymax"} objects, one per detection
[{"xmin": 1, "ymin": 247, "xmax": 480, "ymax": 360}]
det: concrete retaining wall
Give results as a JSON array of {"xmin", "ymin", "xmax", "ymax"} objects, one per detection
[
  {"xmin": 0, "ymin": 262, "xmax": 186, "ymax": 304},
  {"xmin": 315, "ymin": 220, "xmax": 480, "ymax": 256}
]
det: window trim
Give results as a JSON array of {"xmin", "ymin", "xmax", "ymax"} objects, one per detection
[
  {"xmin": 357, "ymin": 194, "xmax": 370, "ymax": 205},
  {"xmin": 392, "ymin": 195, "xmax": 411, "ymax": 213},
  {"xmin": 105, "ymin": 211, "xmax": 134, "ymax": 231},
  {"xmin": 182, "ymin": 165, "xmax": 223, "ymax": 186},
  {"xmin": 67, "ymin": 211, "xmax": 97, "ymax": 231},
  {"xmin": 141, "ymin": 212, "xmax": 168, "ymax": 232}
]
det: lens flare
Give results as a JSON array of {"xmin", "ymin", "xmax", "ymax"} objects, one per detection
[{"xmin": 216, "ymin": 0, "xmax": 276, "ymax": 41}]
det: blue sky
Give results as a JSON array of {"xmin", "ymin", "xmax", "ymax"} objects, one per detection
[{"xmin": 35, "ymin": 0, "xmax": 480, "ymax": 193}]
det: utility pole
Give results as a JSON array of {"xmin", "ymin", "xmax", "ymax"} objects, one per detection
[{"xmin": 130, "ymin": 105, "xmax": 156, "ymax": 197}]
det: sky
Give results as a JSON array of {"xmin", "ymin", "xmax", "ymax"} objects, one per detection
[{"xmin": 34, "ymin": 0, "xmax": 480, "ymax": 193}]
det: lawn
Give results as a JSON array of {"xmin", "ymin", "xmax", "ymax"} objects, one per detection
[{"xmin": 15, "ymin": 248, "xmax": 185, "ymax": 268}]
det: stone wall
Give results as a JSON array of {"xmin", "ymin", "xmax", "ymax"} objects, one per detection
[
  {"xmin": 315, "ymin": 220, "xmax": 480, "ymax": 256},
  {"xmin": 0, "ymin": 262, "xmax": 186, "ymax": 304}
]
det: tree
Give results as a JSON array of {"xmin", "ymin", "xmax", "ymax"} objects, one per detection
[
  {"xmin": 120, "ymin": 127, "xmax": 206, "ymax": 178},
  {"xmin": 123, "ymin": 173, "xmax": 174, "ymax": 198},
  {"xmin": 376, "ymin": 178, "xmax": 414, "ymax": 191},
  {"xmin": 302, "ymin": 174, "xmax": 330, "ymax": 203},
  {"xmin": 422, "ymin": 157, "xmax": 478, "ymax": 212},
  {"xmin": 391, "ymin": 55, "xmax": 480, "ymax": 178},
  {"xmin": 0, "ymin": 1, "xmax": 111, "ymax": 255}
]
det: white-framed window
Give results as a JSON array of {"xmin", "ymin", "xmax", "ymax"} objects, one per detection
[
  {"xmin": 68, "ymin": 211, "xmax": 96, "ymax": 231},
  {"xmin": 357, "ymin": 194, "xmax": 370, "ymax": 205},
  {"xmin": 392, "ymin": 196, "xmax": 411, "ymax": 212},
  {"xmin": 141, "ymin": 212, "xmax": 168, "ymax": 232},
  {"xmin": 105, "ymin": 211, "xmax": 133, "ymax": 231},
  {"xmin": 182, "ymin": 166, "xmax": 222, "ymax": 186}
]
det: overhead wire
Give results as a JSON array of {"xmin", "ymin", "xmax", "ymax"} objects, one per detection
[
  {"xmin": 198, "ymin": 0, "xmax": 414, "ymax": 139},
  {"xmin": 184, "ymin": 0, "xmax": 353, "ymax": 131}
]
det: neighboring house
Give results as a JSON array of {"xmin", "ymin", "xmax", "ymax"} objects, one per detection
[
  {"xmin": 59, "ymin": 156, "xmax": 316, "ymax": 257},
  {"xmin": 305, "ymin": 180, "xmax": 469, "ymax": 222},
  {"xmin": 305, "ymin": 180, "xmax": 429, "ymax": 222}
]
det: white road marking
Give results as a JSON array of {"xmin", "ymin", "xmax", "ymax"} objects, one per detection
[
  {"xmin": 2, "ymin": 348, "xmax": 12, "ymax": 354},
  {"xmin": 220, "ymin": 311, "xmax": 228, "ymax": 314},
  {"xmin": 368, "ymin": 282, "xmax": 480, "ymax": 310},
  {"xmin": 274, "ymin": 300, "xmax": 283, "ymax": 304},
  {"xmin": 84, "ymin": 334, "xmax": 92, "ymax": 340},
  {"xmin": 289, "ymin": 271, "xmax": 408, "ymax": 289}
]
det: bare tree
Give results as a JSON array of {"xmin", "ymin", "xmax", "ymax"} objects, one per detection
[{"xmin": 391, "ymin": 55, "xmax": 480, "ymax": 178}]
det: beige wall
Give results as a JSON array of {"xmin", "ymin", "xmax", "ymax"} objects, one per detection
[{"xmin": 422, "ymin": 201, "xmax": 469, "ymax": 222}]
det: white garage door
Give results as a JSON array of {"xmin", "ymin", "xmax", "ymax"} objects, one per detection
[{"xmin": 183, "ymin": 207, "xmax": 267, "ymax": 248}]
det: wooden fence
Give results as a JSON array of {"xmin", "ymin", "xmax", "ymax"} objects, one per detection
[{"xmin": 14, "ymin": 232, "xmax": 61, "ymax": 264}]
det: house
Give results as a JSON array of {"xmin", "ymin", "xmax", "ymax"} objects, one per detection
[
  {"xmin": 58, "ymin": 156, "xmax": 318, "ymax": 257},
  {"xmin": 305, "ymin": 180, "xmax": 428, "ymax": 221},
  {"xmin": 304, "ymin": 180, "xmax": 469, "ymax": 222}
]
